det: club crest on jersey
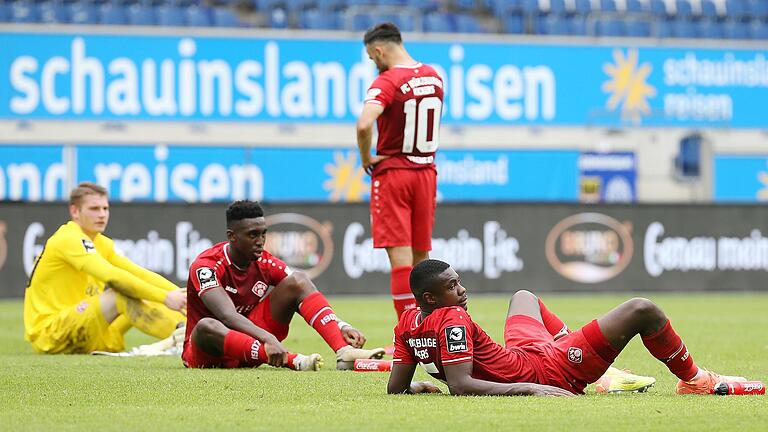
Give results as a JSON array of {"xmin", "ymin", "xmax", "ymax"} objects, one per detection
[
  {"xmin": 252, "ymin": 281, "xmax": 268, "ymax": 297},
  {"xmin": 568, "ymin": 347, "xmax": 583, "ymax": 364},
  {"xmin": 196, "ymin": 267, "xmax": 219, "ymax": 291},
  {"xmin": 81, "ymin": 239, "xmax": 96, "ymax": 253},
  {"xmin": 445, "ymin": 325, "xmax": 467, "ymax": 353}
]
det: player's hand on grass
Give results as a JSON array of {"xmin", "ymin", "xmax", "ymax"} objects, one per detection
[
  {"xmin": 264, "ymin": 337, "xmax": 288, "ymax": 367},
  {"xmin": 164, "ymin": 288, "xmax": 187, "ymax": 313},
  {"xmin": 340, "ymin": 325, "xmax": 366, "ymax": 348},
  {"xmin": 530, "ymin": 384, "xmax": 576, "ymax": 397},
  {"xmin": 410, "ymin": 381, "xmax": 442, "ymax": 394}
]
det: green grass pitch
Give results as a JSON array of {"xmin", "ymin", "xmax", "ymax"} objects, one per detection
[{"xmin": 1, "ymin": 293, "xmax": 766, "ymax": 431}]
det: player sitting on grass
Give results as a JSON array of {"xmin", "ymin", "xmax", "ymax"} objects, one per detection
[
  {"xmin": 24, "ymin": 182, "xmax": 186, "ymax": 355},
  {"xmin": 183, "ymin": 200, "xmax": 385, "ymax": 371},
  {"xmin": 387, "ymin": 259, "xmax": 750, "ymax": 396}
]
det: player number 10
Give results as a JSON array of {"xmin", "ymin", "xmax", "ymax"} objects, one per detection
[{"xmin": 402, "ymin": 97, "xmax": 442, "ymax": 154}]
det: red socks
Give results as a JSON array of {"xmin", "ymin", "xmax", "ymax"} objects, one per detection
[
  {"xmin": 298, "ymin": 291, "xmax": 347, "ymax": 352},
  {"xmin": 222, "ymin": 330, "xmax": 298, "ymax": 369},
  {"xmin": 641, "ymin": 320, "xmax": 698, "ymax": 381},
  {"xmin": 391, "ymin": 266, "xmax": 416, "ymax": 320},
  {"xmin": 538, "ymin": 298, "xmax": 570, "ymax": 337}
]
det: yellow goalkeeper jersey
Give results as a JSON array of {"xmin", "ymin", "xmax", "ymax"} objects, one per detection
[{"xmin": 24, "ymin": 221, "xmax": 177, "ymax": 340}]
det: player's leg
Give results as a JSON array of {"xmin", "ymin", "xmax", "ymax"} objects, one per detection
[
  {"xmin": 105, "ymin": 286, "xmax": 183, "ymax": 339},
  {"xmin": 503, "ymin": 290, "xmax": 553, "ymax": 349},
  {"xmin": 386, "ymin": 246, "xmax": 418, "ymax": 318}
]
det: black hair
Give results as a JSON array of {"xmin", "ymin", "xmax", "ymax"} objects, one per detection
[
  {"xmin": 363, "ymin": 22, "xmax": 403, "ymax": 45},
  {"xmin": 409, "ymin": 259, "xmax": 451, "ymax": 303},
  {"xmin": 226, "ymin": 200, "xmax": 264, "ymax": 228}
]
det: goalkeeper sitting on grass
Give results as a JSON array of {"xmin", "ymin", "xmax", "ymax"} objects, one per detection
[{"xmin": 24, "ymin": 182, "xmax": 186, "ymax": 355}]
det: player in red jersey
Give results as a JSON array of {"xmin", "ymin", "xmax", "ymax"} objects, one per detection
[
  {"xmin": 356, "ymin": 22, "xmax": 444, "ymax": 321},
  {"xmin": 183, "ymin": 200, "xmax": 385, "ymax": 371},
  {"xmin": 388, "ymin": 259, "xmax": 753, "ymax": 396}
]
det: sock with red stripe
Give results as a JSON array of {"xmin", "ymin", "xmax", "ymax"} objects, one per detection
[
  {"xmin": 538, "ymin": 298, "xmax": 570, "ymax": 337},
  {"xmin": 298, "ymin": 291, "xmax": 347, "ymax": 352},
  {"xmin": 222, "ymin": 330, "xmax": 298, "ymax": 369},
  {"xmin": 391, "ymin": 265, "xmax": 416, "ymax": 320},
  {"xmin": 641, "ymin": 320, "xmax": 698, "ymax": 381}
]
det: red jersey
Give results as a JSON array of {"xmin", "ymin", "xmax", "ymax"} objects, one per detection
[
  {"xmin": 393, "ymin": 307, "xmax": 544, "ymax": 384},
  {"xmin": 364, "ymin": 63, "xmax": 444, "ymax": 174},
  {"xmin": 184, "ymin": 242, "xmax": 290, "ymax": 346}
]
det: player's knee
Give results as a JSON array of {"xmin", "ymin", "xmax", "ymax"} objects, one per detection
[
  {"xmin": 510, "ymin": 290, "xmax": 537, "ymax": 303},
  {"xmin": 626, "ymin": 298, "xmax": 662, "ymax": 321},
  {"xmin": 192, "ymin": 318, "xmax": 223, "ymax": 339}
]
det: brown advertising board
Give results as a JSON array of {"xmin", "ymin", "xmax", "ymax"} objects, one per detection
[{"xmin": 1, "ymin": 202, "xmax": 767, "ymax": 298}]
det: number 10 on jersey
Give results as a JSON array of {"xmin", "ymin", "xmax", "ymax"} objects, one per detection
[{"xmin": 402, "ymin": 97, "xmax": 442, "ymax": 154}]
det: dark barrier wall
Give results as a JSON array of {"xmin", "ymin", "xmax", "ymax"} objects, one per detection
[{"xmin": 1, "ymin": 203, "xmax": 767, "ymax": 298}]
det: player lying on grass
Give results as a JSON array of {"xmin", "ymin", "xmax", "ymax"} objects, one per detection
[
  {"xmin": 24, "ymin": 182, "xmax": 186, "ymax": 354},
  {"xmin": 183, "ymin": 200, "xmax": 385, "ymax": 371},
  {"xmin": 387, "ymin": 259, "xmax": 751, "ymax": 396}
]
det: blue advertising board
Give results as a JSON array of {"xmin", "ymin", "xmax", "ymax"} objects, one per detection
[
  {"xmin": 714, "ymin": 155, "xmax": 768, "ymax": 202},
  {"xmin": 0, "ymin": 144, "xmax": 578, "ymax": 202},
  {"xmin": 1, "ymin": 32, "xmax": 767, "ymax": 127}
]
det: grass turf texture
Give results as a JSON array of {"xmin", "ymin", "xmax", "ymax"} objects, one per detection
[{"xmin": 1, "ymin": 293, "xmax": 766, "ymax": 431}]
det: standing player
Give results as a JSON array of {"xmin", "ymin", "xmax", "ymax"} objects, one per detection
[
  {"xmin": 24, "ymin": 182, "xmax": 186, "ymax": 354},
  {"xmin": 183, "ymin": 200, "xmax": 385, "ymax": 370},
  {"xmin": 388, "ymin": 259, "xmax": 753, "ymax": 396},
  {"xmin": 356, "ymin": 22, "xmax": 444, "ymax": 321}
]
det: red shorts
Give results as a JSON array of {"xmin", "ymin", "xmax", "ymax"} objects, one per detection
[
  {"xmin": 504, "ymin": 315, "xmax": 611, "ymax": 394},
  {"xmin": 370, "ymin": 168, "xmax": 437, "ymax": 250},
  {"xmin": 182, "ymin": 295, "xmax": 290, "ymax": 368}
]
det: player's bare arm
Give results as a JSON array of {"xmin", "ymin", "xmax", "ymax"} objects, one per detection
[
  {"xmin": 199, "ymin": 286, "xmax": 288, "ymax": 367},
  {"xmin": 443, "ymin": 361, "xmax": 575, "ymax": 397},
  {"xmin": 356, "ymin": 103, "xmax": 388, "ymax": 174},
  {"xmin": 387, "ymin": 363, "xmax": 441, "ymax": 394}
]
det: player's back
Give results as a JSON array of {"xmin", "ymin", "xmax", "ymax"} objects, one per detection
[{"xmin": 366, "ymin": 63, "xmax": 444, "ymax": 173}]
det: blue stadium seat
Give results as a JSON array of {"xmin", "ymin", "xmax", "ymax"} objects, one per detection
[
  {"xmin": 316, "ymin": 0, "xmax": 345, "ymax": 12},
  {"xmin": 186, "ymin": 6, "xmax": 211, "ymax": 26},
  {"xmin": 405, "ymin": 0, "xmax": 440, "ymax": 13},
  {"xmin": 540, "ymin": 15, "xmax": 569, "ymax": 35},
  {"xmin": 649, "ymin": 0, "xmax": 667, "ymax": 16},
  {"xmin": 520, "ymin": 0, "xmax": 541, "ymax": 16},
  {"xmin": 298, "ymin": 8, "xmax": 337, "ymax": 29},
  {"xmin": 454, "ymin": 0, "xmax": 476, "ymax": 11},
  {"xmin": 723, "ymin": 20, "xmax": 750, "ymax": 39},
  {"xmin": 725, "ymin": 0, "xmax": 750, "ymax": 19},
  {"xmin": 156, "ymin": 5, "xmax": 184, "ymax": 26},
  {"xmin": 752, "ymin": 22, "xmax": 768, "ymax": 38},
  {"xmin": 569, "ymin": 15, "xmax": 587, "ymax": 35},
  {"xmin": 212, "ymin": 7, "xmax": 242, "ymax": 26},
  {"xmin": 99, "ymin": 4, "xmax": 128, "ymax": 24},
  {"xmin": 572, "ymin": 0, "xmax": 590, "ymax": 16},
  {"xmin": 284, "ymin": 0, "xmax": 316, "ymax": 11},
  {"xmin": 625, "ymin": 20, "xmax": 651, "ymax": 37},
  {"xmin": 39, "ymin": 2, "xmax": 69, "ymax": 23},
  {"xmin": 548, "ymin": 0, "xmax": 566, "ymax": 16},
  {"xmin": 656, "ymin": 18, "xmax": 674, "ymax": 37},
  {"xmin": 675, "ymin": 1, "xmax": 693, "ymax": 19},
  {"xmin": 595, "ymin": 19, "xmax": 625, "ymax": 36},
  {"xmin": 127, "ymin": 5, "xmax": 156, "ymax": 25},
  {"xmin": 0, "ymin": 4, "xmax": 10, "ymax": 22},
  {"xmin": 267, "ymin": 6, "xmax": 288, "ymax": 28},
  {"xmin": 503, "ymin": 12, "xmax": 524, "ymax": 33},
  {"xmin": 348, "ymin": 12, "xmax": 372, "ymax": 31},
  {"xmin": 672, "ymin": 19, "xmax": 696, "ymax": 38},
  {"xmin": 455, "ymin": 13, "xmax": 484, "ymax": 33},
  {"xmin": 699, "ymin": 0, "xmax": 719, "ymax": 19},
  {"xmin": 423, "ymin": 12, "xmax": 453, "ymax": 32},
  {"xmin": 11, "ymin": 3, "xmax": 39, "ymax": 23},
  {"xmin": 394, "ymin": 14, "xmax": 415, "ymax": 32},
  {"xmin": 751, "ymin": 0, "xmax": 768, "ymax": 20},
  {"xmin": 69, "ymin": 3, "xmax": 98, "ymax": 24},
  {"xmin": 697, "ymin": 20, "xmax": 724, "ymax": 38},
  {"xmin": 599, "ymin": 0, "xmax": 617, "ymax": 13},
  {"xmin": 625, "ymin": 0, "xmax": 645, "ymax": 13}
]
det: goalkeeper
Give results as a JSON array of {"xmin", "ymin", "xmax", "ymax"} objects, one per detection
[{"xmin": 24, "ymin": 182, "xmax": 186, "ymax": 354}]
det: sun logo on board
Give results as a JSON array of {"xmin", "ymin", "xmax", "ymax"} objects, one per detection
[
  {"xmin": 602, "ymin": 49, "xmax": 657, "ymax": 124},
  {"xmin": 323, "ymin": 151, "xmax": 369, "ymax": 202}
]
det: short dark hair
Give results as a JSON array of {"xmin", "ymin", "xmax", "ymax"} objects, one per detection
[
  {"xmin": 226, "ymin": 200, "xmax": 264, "ymax": 228},
  {"xmin": 410, "ymin": 259, "xmax": 451, "ymax": 302},
  {"xmin": 363, "ymin": 22, "xmax": 402, "ymax": 45}
]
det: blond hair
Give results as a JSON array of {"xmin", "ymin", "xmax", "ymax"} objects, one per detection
[{"xmin": 69, "ymin": 182, "xmax": 108, "ymax": 207}]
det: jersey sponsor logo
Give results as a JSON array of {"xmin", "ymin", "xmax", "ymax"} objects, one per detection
[
  {"xmin": 81, "ymin": 239, "xmax": 96, "ymax": 253},
  {"xmin": 252, "ymin": 281, "xmax": 268, "ymax": 297},
  {"xmin": 250, "ymin": 340, "xmax": 262, "ymax": 360},
  {"xmin": 224, "ymin": 285, "xmax": 238, "ymax": 294},
  {"xmin": 196, "ymin": 267, "xmax": 219, "ymax": 291},
  {"xmin": 567, "ymin": 347, "xmax": 583, "ymax": 364},
  {"xmin": 445, "ymin": 325, "xmax": 467, "ymax": 353}
]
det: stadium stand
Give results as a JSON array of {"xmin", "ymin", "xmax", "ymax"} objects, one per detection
[{"xmin": 0, "ymin": 0, "xmax": 765, "ymax": 40}]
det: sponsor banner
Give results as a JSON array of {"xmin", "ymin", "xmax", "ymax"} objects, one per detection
[
  {"xmin": 2, "ymin": 32, "xmax": 768, "ymax": 127},
  {"xmin": 578, "ymin": 152, "xmax": 636, "ymax": 203},
  {"xmin": 1, "ymin": 144, "xmax": 578, "ymax": 202},
  {"xmin": 1, "ymin": 203, "xmax": 766, "ymax": 298},
  {"xmin": 714, "ymin": 155, "xmax": 768, "ymax": 202}
]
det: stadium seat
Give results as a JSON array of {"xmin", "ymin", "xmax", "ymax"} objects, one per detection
[
  {"xmin": 127, "ymin": 4, "xmax": 156, "ymax": 25},
  {"xmin": 625, "ymin": 0, "xmax": 645, "ymax": 13},
  {"xmin": 423, "ymin": 12, "xmax": 453, "ymax": 32},
  {"xmin": 595, "ymin": 19, "xmax": 625, "ymax": 36},
  {"xmin": 697, "ymin": 20, "xmax": 724, "ymax": 39},
  {"xmin": 520, "ymin": 0, "xmax": 541, "ymax": 16},
  {"xmin": 455, "ymin": 13, "xmax": 485, "ymax": 33},
  {"xmin": 540, "ymin": 15, "xmax": 569, "ymax": 35},
  {"xmin": 316, "ymin": 0, "xmax": 345, "ymax": 12},
  {"xmin": 392, "ymin": 14, "xmax": 415, "ymax": 32},
  {"xmin": 751, "ymin": 23, "xmax": 768, "ymax": 39},
  {"xmin": 599, "ymin": 0, "xmax": 617, "ymax": 13},
  {"xmin": 348, "ymin": 12, "xmax": 372, "ymax": 31},
  {"xmin": 723, "ymin": 20, "xmax": 751, "ymax": 39},
  {"xmin": 156, "ymin": 5, "xmax": 184, "ymax": 26},
  {"xmin": 0, "ymin": 4, "xmax": 10, "ymax": 22},
  {"xmin": 454, "ymin": 0, "xmax": 476, "ymax": 11},
  {"xmin": 671, "ymin": 19, "xmax": 697, "ymax": 38},
  {"xmin": 267, "ymin": 6, "xmax": 288, "ymax": 28},
  {"xmin": 649, "ymin": 0, "xmax": 668, "ymax": 16},
  {"xmin": 99, "ymin": 4, "xmax": 128, "ymax": 24},
  {"xmin": 39, "ymin": 2, "xmax": 69, "ymax": 23},
  {"xmin": 625, "ymin": 20, "xmax": 651, "ymax": 37},
  {"xmin": 405, "ymin": 0, "xmax": 440, "ymax": 14},
  {"xmin": 572, "ymin": 0, "xmax": 591, "ymax": 16},
  {"xmin": 11, "ymin": 3, "xmax": 39, "ymax": 23},
  {"xmin": 725, "ymin": 0, "xmax": 750, "ymax": 20},
  {"xmin": 699, "ymin": 0, "xmax": 719, "ymax": 19},
  {"xmin": 548, "ymin": 0, "xmax": 567, "ymax": 16},
  {"xmin": 69, "ymin": 3, "xmax": 98, "ymax": 24},
  {"xmin": 675, "ymin": 0, "xmax": 693, "ymax": 19},
  {"xmin": 569, "ymin": 15, "xmax": 587, "ymax": 35},
  {"xmin": 751, "ymin": 1, "xmax": 768, "ymax": 20},
  {"xmin": 298, "ymin": 8, "xmax": 337, "ymax": 29},
  {"xmin": 186, "ymin": 5, "xmax": 212, "ymax": 27},
  {"xmin": 503, "ymin": 12, "xmax": 524, "ymax": 33},
  {"xmin": 212, "ymin": 7, "xmax": 242, "ymax": 26}
]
